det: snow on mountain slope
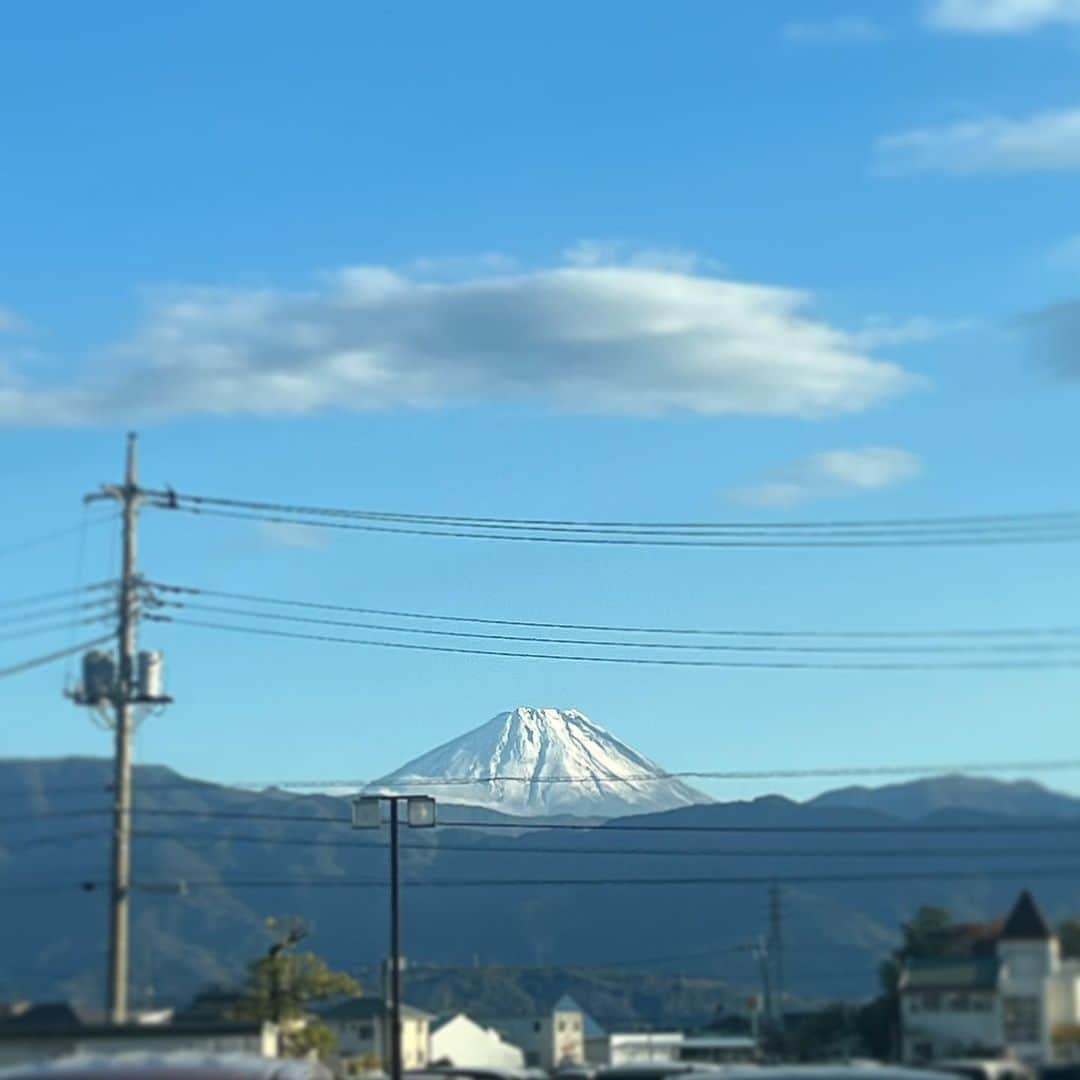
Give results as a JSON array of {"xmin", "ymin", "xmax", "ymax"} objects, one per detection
[{"xmin": 370, "ymin": 706, "xmax": 709, "ymax": 818}]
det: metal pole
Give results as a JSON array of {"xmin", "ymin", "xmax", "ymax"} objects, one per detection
[
  {"xmin": 390, "ymin": 798, "xmax": 402, "ymax": 1080},
  {"xmin": 108, "ymin": 432, "xmax": 139, "ymax": 1024}
]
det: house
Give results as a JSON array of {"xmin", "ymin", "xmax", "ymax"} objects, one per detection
[
  {"xmin": 430, "ymin": 1013, "xmax": 525, "ymax": 1069},
  {"xmin": 0, "ymin": 1001, "xmax": 277, "ymax": 1067},
  {"xmin": 582, "ymin": 1012, "xmax": 683, "ymax": 1067},
  {"xmin": 317, "ymin": 996, "xmax": 431, "ymax": 1070},
  {"xmin": 676, "ymin": 1035, "xmax": 759, "ymax": 1064},
  {"xmin": 488, "ymin": 995, "xmax": 586, "ymax": 1069},
  {"xmin": 900, "ymin": 890, "xmax": 1080, "ymax": 1066}
]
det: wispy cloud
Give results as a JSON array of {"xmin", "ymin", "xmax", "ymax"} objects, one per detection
[
  {"xmin": 926, "ymin": 0, "xmax": 1080, "ymax": 32},
  {"xmin": 0, "ymin": 258, "xmax": 916, "ymax": 426},
  {"xmin": 732, "ymin": 447, "xmax": 923, "ymax": 507},
  {"xmin": 561, "ymin": 240, "xmax": 717, "ymax": 274},
  {"xmin": 782, "ymin": 16, "xmax": 885, "ymax": 43},
  {"xmin": 0, "ymin": 308, "xmax": 23, "ymax": 333},
  {"xmin": 875, "ymin": 106, "xmax": 1080, "ymax": 174},
  {"xmin": 257, "ymin": 521, "xmax": 329, "ymax": 550},
  {"xmin": 852, "ymin": 314, "xmax": 977, "ymax": 348}
]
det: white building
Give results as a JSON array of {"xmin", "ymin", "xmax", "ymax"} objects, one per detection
[
  {"xmin": 0, "ymin": 1004, "xmax": 276, "ymax": 1069},
  {"xmin": 900, "ymin": 891, "xmax": 1080, "ymax": 1066},
  {"xmin": 581, "ymin": 1012, "xmax": 683, "ymax": 1067},
  {"xmin": 489, "ymin": 995, "xmax": 585, "ymax": 1069},
  {"xmin": 317, "ymin": 997, "xmax": 431, "ymax": 1071},
  {"xmin": 430, "ymin": 1013, "xmax": 525, "ymax": 1069}
]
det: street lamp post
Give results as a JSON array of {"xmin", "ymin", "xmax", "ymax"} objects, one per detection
[{"xmin": 352, "ymin": 794, "xmax": 436, "ymax": 1080}]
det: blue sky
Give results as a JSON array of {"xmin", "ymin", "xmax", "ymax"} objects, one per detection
[{"xmin": 3, "ymin": 0, "xmax": 1080, "ymax": 801}]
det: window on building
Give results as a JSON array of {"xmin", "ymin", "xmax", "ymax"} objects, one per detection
[
  {"xmin": 558, "ymin": 1020, "xmax": 566, "ymax": 1033},
  {"xmin": 922, "ymin": 992, "xmax": 942, "ymax": 1012},
  {"xmin": 534, "ymin": 1021, "xmax": 542, "ymax": 1033},
  {"xmin": 1004, "ymin": 995, "xmax": 1041, "ymax": 1044}
]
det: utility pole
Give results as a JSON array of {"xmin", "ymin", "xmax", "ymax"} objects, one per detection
[
  {"xmin": 389, "ymin": 799, "xmax": 402, "ymax": 1080},
  {"xmin": 769, "ymin": 883, "xmax": 786, "ymax": 1044},
  {"xmin": 108, "ymin": 431, "xmax": 139, "ymax": 1025},
  {"xmin": 73, "ymin": 433, "xmax": 170, "ymax": 1024}
]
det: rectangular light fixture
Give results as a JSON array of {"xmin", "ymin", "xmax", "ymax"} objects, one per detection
[
  {"xmin": 351, "ymin": 797, "xmax": 382, "ymax": 829},
  {"xmin": 406, "ymin": 796, "xmax": 437, "ymax": 828}
]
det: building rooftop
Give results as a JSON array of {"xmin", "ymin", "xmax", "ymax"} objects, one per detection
[
  {"xmin": 317, "ymin": 997, "xmax": 431, "ymax": 1022},
  {"xmin": 900, "ymin": 956, "xmax": 1001, "ymax": 992},
  {"xmin": 1000, "ymin": 890, "xmax": 1053, "ymax": 942}
]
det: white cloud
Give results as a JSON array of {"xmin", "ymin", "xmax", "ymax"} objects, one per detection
[
  {"xmin": 782, "ymin": 16, "xmax": 885, "ymax": 42},
  {"xmin": 257, "ymin": 521, "xmax": 329, "ymax": 550},
  {"xmin": 875, "ymin": 106, "xmax": 1080, "ymax": 174},
  {"xmin": 853, "ymin": 314, "xmax": 976, "ymax": 347},
  {"xmin": 0, "ymin": 263, "xmax": 917, "ymax": 427},
  {"xmin": 733, "ymin": 447, "xmax": 923, "ymax": 507},
  {"xmin": 561, "ymin": 240, "xmax": 715, "ymax": 274},
  {"xmin": 926, "ymin": 0, "xmax": 1080, "ymax": 32}
]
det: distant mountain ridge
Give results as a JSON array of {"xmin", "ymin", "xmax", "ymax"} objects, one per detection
[
  {"xmin": 4, "ymin": 756, "xmax": 1080, "ymax": 1014},
  {"xmin": 809, "ymin": 774, "xmax": 1080, "ymax": 821},
  {"xmin": 371, "ymin": 706, "xmax": 709, "ymax": 818}
]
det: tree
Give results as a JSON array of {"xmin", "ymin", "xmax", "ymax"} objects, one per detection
[
  {"xmin": 232, "ymin": 918, "xmax": 361, "ymax": 1060},
  {"xmin": 1060, "ymin": 919, "xmax": 1080, "ymax": 959},
  {"xmin": 863, "ymin": 905, "xmax": 954, "ymax": 1060}
]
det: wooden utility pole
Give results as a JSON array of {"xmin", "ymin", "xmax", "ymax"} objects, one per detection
[
  {"xmin": 109, "ymin": 431, "xmax": 139, "ymax": 1023},
  {"xmin": 72, "ymin": 434, "xmax": 171, "ymax": 1022}
]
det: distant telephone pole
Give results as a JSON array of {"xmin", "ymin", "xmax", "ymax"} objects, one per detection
[
  {"xmin": 768, "ymin": 882, "xmax": 785, "ymax": 1035},
  {"xmin": 74, "ymin": 433, "xmax": 171, "ymax": 1023}
]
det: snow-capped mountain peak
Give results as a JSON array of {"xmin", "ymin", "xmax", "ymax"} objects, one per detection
[{"xmin": 370, "ymin": 706, "xmax": 708, "ymax": 818}]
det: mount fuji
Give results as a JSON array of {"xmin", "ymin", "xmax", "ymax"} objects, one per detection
[{"xmin": 370, "ymin": 706, "xmax": 709, "ymax": 818}]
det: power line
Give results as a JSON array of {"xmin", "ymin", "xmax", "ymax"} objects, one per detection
[
  {"xmin": 150, "ymin": 614, "xmax": 1080, "ymax": 671},
  {"xmin": 0, "ymin": 613, "xmax": 115, "ymax": 645},
  {"xmin": 127, "ymin": 829, "xmax": 1080, "ymax": 860},
  {"xmin": 153, "ymin": 489, "xmax": 1080, "ymax": 534},
  {"xmin": 0, "ymin": 580, "xmax": 116, "ymax": 613},
  {"xmin": 188, "ymin": 756, "xmax": 1080, "ymax": 788},
  {"xmin": 118, "ymin": 863, "xmax": 1080, "ymax": 890},
  {"xmin": 150, "ymin": 599, "xmax": 1080, "ymax": 658},
  {"xmin": 0, "ymin": 634, "xmax": 115, "ymax": 681},
  {"xmin": 147, "ymin": 581, "xmax": 1080, "ymax": 642},
  {"xmin": 121, "ymin": 808, "xmax": 1080, "ymax": 833},
  {"xmin": 151, "ymin": 503, "xmax": 1080, "ymax": 549},
  {"xmin": 0, "ymin": 514, "xmax": 115, "ymax": 560},
  {"xmin": 0, "ymin": 596, "xmax": 116, "ymax": 629},
  {"xmin": 8, "ymin": 748, "xmax": 1080, "ymax": 805}
]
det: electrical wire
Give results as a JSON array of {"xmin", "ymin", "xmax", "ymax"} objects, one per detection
[
  {"xmin": 151, "ymin": 503, "xmax": 1080, "ymax": 549},
  {"xmin": 0, "ymin": 580, "xmax": 116, "ymax": 613},
  {"xmin": 187, "ymin": 757, "xmax": 1080, "ymax": 788},
  {"xmin": 153, "ymin": 489, "xmax": 1080, "ymax": 534},
  {"xmin": 120, "ymin": 863, "xmax": 1080, "ymax": 890},
  {"xmin": 9, "ymin": 748, "xmax": 1080, "ymax": 803},
  {"xmin": 147, "ymin": 581, "xmax": 1080, "ymax": 642},
  {"xmin": 117, "ymin": 807, "xmax": 1080, "ymax": 833},
  {"xmin": 127, "ymin": 829, "xmax": 1080, "ymax": 860},
  {"xmin": 150, "ymin": 614, "xmax": 1080, "ymax": 671},
  {"xmin": 0, "ymin": 634, "xmax": 115, "ymax": 681},
  {"xmin": 0, "ymin": 514, "xmax": 115, "ymax": 560},
  {"xmin": 0, "ymin": 595, "xmax": 117, "ymax": 629},
  {"xmin": 150, "ymin": 599, "xmax": 1080, "ymax": 657},
  {"xmin": 0, "ymin": 612, "xmax": 115, "ymax": 645}
]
